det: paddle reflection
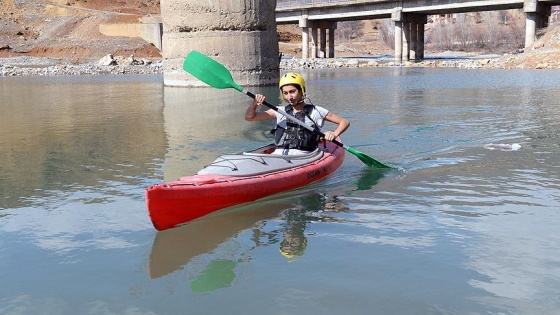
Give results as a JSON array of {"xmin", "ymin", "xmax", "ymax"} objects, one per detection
[{"xmin": 349, "ymin": 167, "xmax": 388, "ymax": 193}]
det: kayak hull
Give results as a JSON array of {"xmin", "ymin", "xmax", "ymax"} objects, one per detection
[{"xmin": 145, "ymin": 141, "xmax": 344, "ymax": 231}]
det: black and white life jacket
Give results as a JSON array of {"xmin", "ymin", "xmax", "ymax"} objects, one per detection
[{"xmin": 274, "ymin": 104, "xmax": 321, "ymax": 151}]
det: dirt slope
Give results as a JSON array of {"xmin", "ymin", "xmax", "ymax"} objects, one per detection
[
  {"xmin": 500, "ymin": 22, "xmax": 560, "ymax": 68},
  {"xmin": 0, "ymin": 0, "xmax": 161, "ymax": 61}
]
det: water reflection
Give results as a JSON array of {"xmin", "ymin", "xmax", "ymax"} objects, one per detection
[
  {"xmin": 149, "ymin": 192, "xmax": 351, "ymax": 292},
  {"xmin": 2, "ymin": 69, "xmax": 560, "ymax": 314},
  {"xmin": 148, "ymin": 200, "xmax": 288, "ymax": 279},
  {"xmin": 0, "ymin": 75, "xmax": 166, "ymax": 211}
]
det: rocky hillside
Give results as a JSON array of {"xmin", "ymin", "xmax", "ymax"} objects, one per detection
[
  {"xmin": 1, "ymin": 0, "xmax": 559, "ymax": 69},
  {"xmin": 0, "ymin": 0, "xmax": 161, "ymax": 61},
  {"xmin": 494, "ymin": 22, "xmax": 560, "ymax": 69}
]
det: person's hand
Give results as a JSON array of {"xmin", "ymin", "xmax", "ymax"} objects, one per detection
[
  {"xmin": 324, "ymin": 131, "xmax": 337, "ymax": 142},
  {"xmin": 253, "ymin": 94, "xmax": 266, "ymax": 107}
]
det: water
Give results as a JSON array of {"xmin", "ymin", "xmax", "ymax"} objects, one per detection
[{"xmin": 1, "ymin": 68, "xmax": 559, "ymax": 315}]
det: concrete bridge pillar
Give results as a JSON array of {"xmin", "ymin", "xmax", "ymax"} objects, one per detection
[
  {"xmin": 320, "ymin": 27, "xmax": 327, "ymax": 58},
  {"xmin": 317, "ymin": 21, "xmax": 337, "ymax": 59},
  {"xmin": 402, "ymin": 21, "xmax": 411, "ymax": 61},
  {"xmin": 392, "ymin": 10, "xmax": 427, "ymax": 62},
  {"xmin": 299, "ymin": 16, "xmax": 309, "ymax": 59},
  {"xmin": 328, "ymin": 25, "xmax": 336, "ymax": 58},
  {"xmin": 393, "ymin": 18, "xmax": 403, "ymax": 61},
  {"xmin": 161, "ymin": 0, "xmax": 279, "ymax": 87},
  {"xmin": 417, "ymin": 25, "xmax": 425, "ymax": 60},
  {"xmin": 300, "ymin": 20, "xmax": 336, "ymax": 59},
  {"xmin": 311, "ymin": 26, "xmax": 318, "ymax": 58},
  {"xmin": 392, "ymin": 9, "xmax": 404, "ymax": 62},
  {"xmin": 410, "ymin": 22, "xmax": 418, "ymax": 60},
  {"xmin": 524, "ymin": 0, "xmax": 553, "ymax": 48}
]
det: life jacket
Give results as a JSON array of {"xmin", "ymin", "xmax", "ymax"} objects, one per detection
[{"xmin": 274, "ymin": 104, "xmax": 321, "ymax": 151}]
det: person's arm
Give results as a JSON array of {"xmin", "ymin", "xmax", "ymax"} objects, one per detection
[
  {"xmin": 323, "ymin": 112, "xmax": 350, "ymax": 141},
  {"xmin": 245, "ymin": 94, "xmax": 276, "ymax": 121}
]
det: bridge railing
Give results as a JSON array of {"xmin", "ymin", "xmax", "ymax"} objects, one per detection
[{"xmin": 277, "ymin": 0, "xmax": 367, "ymax": 9}]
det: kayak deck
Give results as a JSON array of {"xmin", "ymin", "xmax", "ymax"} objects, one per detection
[{"xmin": 198, "ymin": 144, "xmax": 323, "ymax": 176}]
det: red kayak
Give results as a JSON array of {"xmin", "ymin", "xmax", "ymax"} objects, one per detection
[{"xmin": 145, "ymin": 140, "xmax": 345, "ymax": 231}]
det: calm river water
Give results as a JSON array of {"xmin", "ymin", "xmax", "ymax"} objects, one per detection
[{"xmin": 1, "ymin": 68, "xmax": 559, "ymax": 315}]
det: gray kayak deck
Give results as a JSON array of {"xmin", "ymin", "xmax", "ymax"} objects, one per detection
[{"xmin": 197, "ymin": 144, "xmax": 324, "ymax": 177}]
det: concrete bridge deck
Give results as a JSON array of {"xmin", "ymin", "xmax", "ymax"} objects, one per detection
[{"xmin": 276, "ymin": 0, "xmax": 560, "ymax": 60}]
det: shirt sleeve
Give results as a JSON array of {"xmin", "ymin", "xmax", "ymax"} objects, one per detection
[{"xmin": 312, "ymin": 105, "xmax": 329, "ymax": 127}]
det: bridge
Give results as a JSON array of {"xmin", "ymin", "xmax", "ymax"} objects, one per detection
[{"xmin": 275, "ymin": 0, "xmax": 560, "ymax": 60}]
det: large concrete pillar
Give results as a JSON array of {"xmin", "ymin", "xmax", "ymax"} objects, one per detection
[{"xmin": 161, "ymin": 0, "xmax": 279, "ymax": 87}]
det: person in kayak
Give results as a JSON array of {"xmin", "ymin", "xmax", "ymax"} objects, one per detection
[{"xmin": 245, "ymin": 72, "xmax": 350, "ymax": 155}]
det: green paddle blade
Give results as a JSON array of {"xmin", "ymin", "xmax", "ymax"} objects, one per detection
[
  {"xmin": 346, "ymin": 146, "xmax": 392, "ymax": 168},
  {"xmin": 183, "ymin": 50, "xmax": 244, "ymax": 92}
]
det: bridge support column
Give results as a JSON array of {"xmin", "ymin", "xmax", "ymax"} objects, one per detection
[
  {"xmin": 320, "ymin": 28, "xmax": 327, "ymax": 58},
  {"xmin": 311, "ymin": 26, "xmax": 318, "ymax": 58},
  {"xmin": 161, "ymin": 1, "xmax": 279, "ymax": 87},
  {"xmin": 300, "ymin": 16, "xmax": 309, "ymax": 59},
  {"xmin": 524, "ymin": 0, "xmax": 552, "ymax": 49},
  {"xmin": 394, "ymin": 22, "xmax": 403, "ymax": 62},
  {"xmin": 408, "ymin": 14, "xmax": 427, "ymax": 61},
  {"xmin": 402, "ymin": 21, "xmax": 410, "ymax": 60},
  {"xmin": 316, "ymin": 21, "xmax": 337, "ymax": 58},
  {"xmin": 393, "ymin": 10, "xmax": 427, "ymax": 62},
  {"xmin": 418, "ymin": 24, "xmax": 425, "ymax": 60},
  {"xmin": 329, "ymin": 26, "xmax": 336, "ymax": 58},
  {"xmin": 410, "ymin": 22, "xmax": 418, "ymax": 61},
  {"xmin": 392, "ymin": 9, "xmax": 403, "ymax": 62}
]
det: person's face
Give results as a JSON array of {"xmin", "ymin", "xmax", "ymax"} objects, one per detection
[{"xmin": 281, "ymin": 84, "xmax": 303, "ymax": 105}]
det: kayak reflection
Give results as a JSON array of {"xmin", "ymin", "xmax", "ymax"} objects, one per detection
[
  {"xmin": 149, "ymin": 168, "xmax": 386, "ymax": 278},
  {"xmin": 148, "ymin": 192, "xmax": 351, "ymax": 293},
  {"xmin": 148, "ymin": 200, "xmax": 288, "ymax": 279}
]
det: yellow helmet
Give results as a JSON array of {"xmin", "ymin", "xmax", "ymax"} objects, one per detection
[{"xmin": 279, "ymin": 72, "xmax": 306, "ymax": 100}]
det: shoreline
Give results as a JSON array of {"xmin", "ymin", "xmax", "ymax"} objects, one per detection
[
  {"xmin": 0, "ymin": 56, "xmax": 163, "ymax": 76},
  {"xmin": 1, "ymin": 51, "xmax": 557, "ymax": 76}
]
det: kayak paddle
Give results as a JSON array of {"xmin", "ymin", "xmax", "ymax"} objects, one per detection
[{"xmin": 182, "ymin": 50, "xmax": 391, "ymax": 168}]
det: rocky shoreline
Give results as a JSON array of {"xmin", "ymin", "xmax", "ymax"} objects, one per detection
[
  {"xmin": 280, "ymin": 51, "xmax": 560, "ymax": 70},
  {"xmin": 1, "ymin": 51, "xmax": 558, "ymax": 76},
  {"xmin": 0, "ymin": 55, "xmax": 163, "ymax": 76}
]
